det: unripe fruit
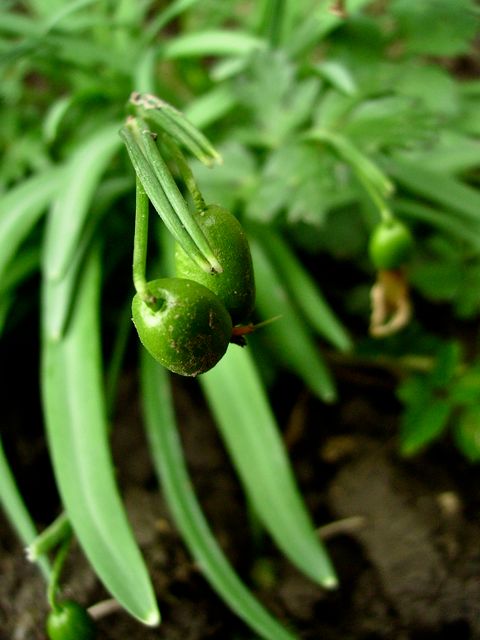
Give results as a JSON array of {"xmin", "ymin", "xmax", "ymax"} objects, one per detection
[
  {"xmin": 46, "ymin": 601, "xmax": 96, "ymax": 640},
  {"xmin": 368, "ymin": 219, "xmax": 413, "ymax": 270},
  {"xmin": 132, "ymin": 278, "xmax": 232, "ymax": 376},
  {"xmin": 175, "ymin": 204, "xmax": 255, "ymax": 324}
]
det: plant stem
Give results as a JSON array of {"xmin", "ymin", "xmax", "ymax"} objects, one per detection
[
  {"xmin": 27, "ymin": 512, "xmax": 71, "ymax": 561},
  {"xmin": 261, "ymin": 0, "xmax": 286, "ymax": 48},
  {"xmin": 132, "ymin": 176, "xmax": 151, "ymax": 301},
  {"xmin": 47, "ymin": 534, "xmax": 72, "ymax": 611},
  {"xmin": 161, "ymin": 134, "xmax": 206, "ymax": 212}
]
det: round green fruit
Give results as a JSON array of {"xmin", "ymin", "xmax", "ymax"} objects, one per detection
[
  {"xmin": 368, "ymin": 219, "xmax": 413, "ymax": 270},
  {"xmin": 175, "ymin": 204, "xmax": 255, "ymax": 324},
  {"xmin": 132, "ymin": 278, "xmax": 232, "ymax": 377},
  {"xmin": 46, "ymin": 601, "xmax": 96, "ymax": 640}
]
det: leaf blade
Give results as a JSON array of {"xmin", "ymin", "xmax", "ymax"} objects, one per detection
[
  {"xmin": 251, "ymin": 239, "xmax": 337, "ymax": 403},
  {"xmin": 0, "ymin": 436, "xmax": 51, "ymax": 579},
  {"xmin": 41, "ymin": 247, "xmax": 159, "ymax": 626},
  {"xmin": 43, "ymin": 123, "xmax": 121, "ymax": 281},
  {"xmin": 0, "ymin": 167, "xmax": 62, "ymax": 285},
  {"xmin": 200, "ymin": 346, "xmax": 338, "ymax": 589},
  {"xmin": 141, "ymin": 353, "xmax": 298, "ymax": 640}
]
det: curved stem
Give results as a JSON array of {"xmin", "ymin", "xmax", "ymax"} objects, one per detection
[
  {"xmin": 47, "ymin": 534, "xmax": 72, "ymax": 611},
  {"xmin": 27, "ymin": 512, "xmax": 71, "ymax": 562},
  {"xmin": 132, "ymin": 176, "xmax": 152, "ymax": 301},
  {"xmin": 161, "ymin": 134, "xmax": 206, "ymax": 212},
  {"xmin": 356, "ymin": 170, "xmax": 394, "ymax": 223},
  {"xmin": 260, "ymin": 0, "xmax": 286, "ymax": 48}
]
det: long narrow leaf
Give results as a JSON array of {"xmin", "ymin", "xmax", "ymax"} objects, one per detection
[
  {"xmin": 185, "ymin": 85, "xmax": 237, "ymax": 130},
  {"xmin": 41, "ymin": 246, "xmax": 159, "ymax": 626},
  {"xmin": 43, "ymin": 176, "xmax": 132, "ymax": 341},
  {"xmin": 162, "ymin": 30, "xmax": 265, "ymax": 58},
  {"xmin": 251, "ymin": 239, "xmax": 337, "ymax": 403},
  {"xmin": 141, "ymin": 352, "xmax": 298, "ymax": 640},
  {"xmin": 43, "ymin": 123, "xmax": 121, "ymax": 281},
  {"xmin": 383, "ymin": 156, "xmax": 480, "ymax": 227},
  {"xmin": 0, "ymin": 436, "xmax": 51, "ymax": 579},
  {"xmin": 0, "ymin": 167, "xmax": 62, "ymax": 285},
  {"xmin": 200, "ymin": 346, "xmax": 338, "ymax": 589},
  {"xmin": 254, "ymin": 226, "xmax": 352, "ymax": 352},
  {"xmin": 394, "ymin": 198, "xmax": 480, "ymax": 252}
]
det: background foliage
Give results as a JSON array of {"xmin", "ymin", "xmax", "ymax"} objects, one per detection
[{"xmin": 1, "ymin": 0, "xmax": 480, "ymax": 637}]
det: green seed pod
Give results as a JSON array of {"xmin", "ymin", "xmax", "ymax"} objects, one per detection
[
  {"xmin": 132, "ymin": 278, "xmax": 232, "ymax": 377},
  {"xmin": 175, "ymin": 204, "xmax": 255, "ymax": 324},
  {"xmin": 46, "ymin": 601, "xmax": 96, "ymax": 640},
  {"xmin": 368, "ymin": 219, "xmax": 413, "ymax": 270}
]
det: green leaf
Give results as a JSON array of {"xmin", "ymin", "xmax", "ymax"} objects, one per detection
[
  {"xmin": 41, "ymin": 247, "xmax": 159, "ymax": 626},
  {"xmin": 145, "ymin": 0, "xmax": 200, "ymax": 40},
  {"xmin": 391, "ymin": 0, "xmax": 478, "ymax": 56},
  {"xmin": 0, "ymin": 246, "xmax": 40, "ymax": 297},
  {"xmin": 394, "ymin": 199, "xmax": 480, "ymax": 252},
  {"xmin": 43, "ymin": 122, "xmax": 121, "ymax": 281},
  {"xmin": 0, "ymin": 436, "xmax": 51, "ymax": 579},
  {"xmin": 162, "ymin": 30, "xmax": 265, "ymax": 58},
  {"xmin": 184, "ymin": 85, "xmax": 237, "ymax": 130},
  {"xmin": 287, "ymin": 0, "xmax": 374, "ymax": 58},
  {"xmin": 252, "ymin": 226, "xmax": 352, "ymax": 352},
  {"xmin": 306, "ymin": 129, "xmax": 394, "ymax": 198},
  {"xmin": 400, "ymin": 398, "xmax": 451, "ymax": 456},
  {"xmin": 247, "ymin": 142, "xmax": 339, "ymax": 225},
  {"xmin": 141, "ymin": 353, "xmax": 298, "ymax": 640},
  {"xmin": 313, "ymin": 60, "xmax": 357, "ymax": 96},
  {"xmin": 0, "ymin": 168, "xmax": 62, "ymax": 286},
  {"xmin": 382, "ymin": 156, "xmax": 480, "ymax": 229},
  {"xmin": 251, "ymin": 239, "xmax": 337, "ymax": 403},
  {"xmin": 193, "ymin": 141, "xmax": 257, "ymax": 210},
  {"xmin": 396, "ymin": 131, "xmax": 480, "ymax": 175},
  {"xmin": 200, "ymin": 346, "xmax": 338, "ymax": 589},
  {"xmin": 454, "ymin": 406, "xmax": 480, "ymax": 462},
  {"xmin": 42, "ymin": 176, "xmax": 132, "ymax": 341},
  {"xmin": 235, "ymin": 50, "xmax": 320, "ymax": 144}
]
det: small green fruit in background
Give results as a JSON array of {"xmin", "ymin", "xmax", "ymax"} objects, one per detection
[
  {"xmin": 46, "ymin": 601, "xmax": 96, "ymax": 640},
  {"xmin": 132, "ymin": 278, "xmax": 232, "ymax": 377},
  {"xmin": 175, "ymin": 204, "xmax": 255, "ymax": 324},
  {"xmin": 368, "ymin": 219, "xmax": 414, "ymax": 270}
]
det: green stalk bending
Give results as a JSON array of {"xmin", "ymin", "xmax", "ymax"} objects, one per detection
[
  {"xmin": 120, "ymin": 120, "xmax": 221, "ymax": 273},
  {"xmin": 161, "ymin": 134, "xmax": 206, "ymax": 212},
  {"xmin": 132, "ymin": 177, "xmax": 151, "ymax": 301},
  {"xmin": 47, "ymin": 535, "xmax": 73, "ymax": 611},
  {"xmin": 27, "ymin": 512, "xmax": 72, "ymax": 562}
]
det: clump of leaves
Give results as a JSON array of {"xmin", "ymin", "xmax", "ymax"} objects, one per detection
[{"xmin": 1, "ymin": 0, "xmax": 480, "ymax": 638}]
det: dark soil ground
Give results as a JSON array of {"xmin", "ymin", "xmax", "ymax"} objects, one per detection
[{"xmin": 2, "ymin": 342, "xmax": 480, "ymax": 640}]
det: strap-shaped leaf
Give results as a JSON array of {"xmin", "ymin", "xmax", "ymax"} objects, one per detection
[
  {"xmin": 43, "ymin": 122, "xmax": 121, "ymax": 281},
  {"xmin": 41, "ymin": 247, "xmax": 160, "ymax": 626},
  {"xmin": 383, "ymin": 156, "xmax": 480, "ymax": 226},
  {"xmin": 0, "ymin": 167, "xmax": 62, "ymax": 285},
  {"xmin": 0, "ymin": 436, "xmax": 50, "ymax": 579},
  {"xmin": 200, "ymin": 346, "xmax": 338, "ymax": 589},
  {"xmin": 42, "ymin": 176, "xmax": 132, "ymax": 341},
  {"xmin": 251, "ymin": 239, "xmax": 337, "ymax": 403},
  {"xmin": 162, "ymin": 30, "xmax": 265, "ymax": 59},
  {"xmin": 141, "ymin": 352, "xmax": 298, "ymax": 640},
  {"xmin": 253, "ymin": 226, "xmax": 352, "ymax": 352}
]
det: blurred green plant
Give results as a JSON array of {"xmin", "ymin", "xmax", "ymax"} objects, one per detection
[{"xmin": 1, "ymin": 0, "xmax": 480, "ymax": 637}]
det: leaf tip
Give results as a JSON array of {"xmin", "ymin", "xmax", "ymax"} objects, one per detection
[
  {"xmin": 322, "ymin": 574, "xmax": 339, "ymax": 590},
  {"xmin": 144, "ymin": 609, "xmax": 161, "ymax": 627}
]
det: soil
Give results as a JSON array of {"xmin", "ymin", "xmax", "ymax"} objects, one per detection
[{"xmin": 2, "ymin": 334, "xmax": 480, "ymax": 639}]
